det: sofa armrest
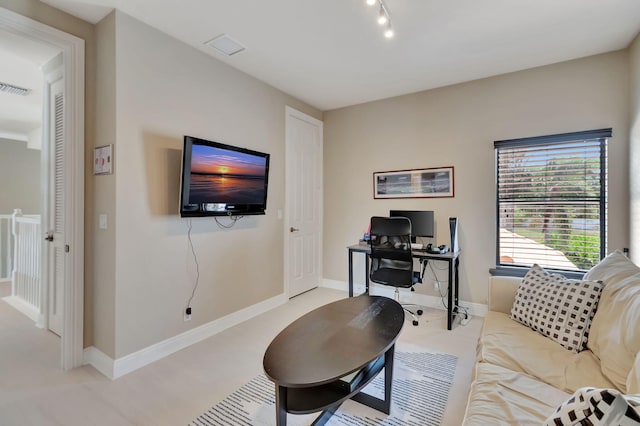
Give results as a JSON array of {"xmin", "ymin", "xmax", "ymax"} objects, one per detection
[{"xmin": 488, "ymin": 276, "xmax": 521, "ymax": 314}]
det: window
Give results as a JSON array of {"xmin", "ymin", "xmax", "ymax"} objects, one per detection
[{"xmin": 495, "ymin": 128, "xmax": 610, "ymax": 273}]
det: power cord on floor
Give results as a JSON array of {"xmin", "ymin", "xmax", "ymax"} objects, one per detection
[{"xmin": 427, "ymin": 261, "xmax": 470, "ymax": 325}]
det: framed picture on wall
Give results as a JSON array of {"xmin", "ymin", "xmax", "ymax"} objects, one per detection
[{"xmin": 373, "ymin": 166, "xmax": 454, "ymax": 199}]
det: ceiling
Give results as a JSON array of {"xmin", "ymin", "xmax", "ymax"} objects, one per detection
[
  {"xmin": 0, "ymin": 29, "xmax": 59, "ymax": 145},
  {"xmin": 30, "ymin": 0, "xmax": 640, "ymax": 111}
]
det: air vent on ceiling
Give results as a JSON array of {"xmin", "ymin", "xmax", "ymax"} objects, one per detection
[
  {"xmin": 204, "ymin": 34, "xmax": 246, "ymax": 56},
  {"xmin": 0, "ymin": 82, "xmax": 31, "ymax": 96}
]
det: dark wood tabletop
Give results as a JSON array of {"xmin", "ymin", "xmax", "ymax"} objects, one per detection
[{"xmin": 263, "ymin": 295, "xmax": 404, "ymax": 388}]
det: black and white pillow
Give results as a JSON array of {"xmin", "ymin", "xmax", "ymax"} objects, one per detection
[
  {"xmin": 545, "ymin": 387, "xmax": 640, "ymax": 425},
  {"xmin": 510, "ymin": 264, "xmax": 603, "ymax": 352}
]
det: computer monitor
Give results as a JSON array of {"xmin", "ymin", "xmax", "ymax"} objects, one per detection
[{"xmin": 389, "ymin": 210, "xmax": 434, "ymax": 242}]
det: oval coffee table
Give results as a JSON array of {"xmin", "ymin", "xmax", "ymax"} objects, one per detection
[{"xmin": 263, "ymin": 295, "xmax": 404, "ymax": 425}]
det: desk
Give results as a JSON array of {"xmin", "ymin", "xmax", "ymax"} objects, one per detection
[{"xmin": 347, "ymin": 242, "xmax": 461, "ymax": 330}]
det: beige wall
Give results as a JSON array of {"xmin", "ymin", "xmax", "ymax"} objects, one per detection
[
  {"xmin": 0, "ymin": 138, "xmax": 41, "ymax": 215},
  {"xmin": 630, "ymin": 33, "xmax": 640, "ymax": 263},
  {"xmin": 93, "ymin": 12, "xmax": 116, "ymax": 358},
  {"xmin": 103, "ymin": 11, "xmax": 321, "ymax": 358},
  {"xmin": 324, "ymin": 51, "xmax": 630, "ymax": 306},
  {"xmin": 0, "ymin": 0, "xmax": 97, "ymax": 347},
  {"xmin": 5, "ymin": 0, "xmax": 636, "ymax": 360}
]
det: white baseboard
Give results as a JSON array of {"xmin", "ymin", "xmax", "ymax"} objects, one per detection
[
  {"xmin": 320, "ymin": 278, "xmax": 488, "ymax": 317},
  {"xmin": 84, "ymin": 279, "xmax": 488, "ymax": 380},
  {"xmin": 83, "ymin": 346, "xmax": 114, "ymax": 378},
  {"xmin": 2, "ymin": 295, "xmax": 40, "ymax": 323},
  {"xmin": 84, "ymin": 292, "xmax": 289, "ymax": 380}
]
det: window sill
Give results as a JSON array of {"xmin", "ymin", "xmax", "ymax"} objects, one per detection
[{"xmin": 490, "ymin": 265, "xmax": 587, "ymax": 280}]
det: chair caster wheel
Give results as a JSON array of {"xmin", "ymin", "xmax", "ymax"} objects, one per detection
[
  {"xmin": 416, "ymin": 309, "xmax": 423, "ymax": 316},
  {"xmin": 412, "ymin": 320, "xmax": 419, "ymax": 326}
]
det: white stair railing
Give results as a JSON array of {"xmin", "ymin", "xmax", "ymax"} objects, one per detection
[
  {"xmin": 10, "ymin": 209, "xmax": 42, "ymax": 314},
  {"xmin": 0, "ymin": 214, "xmax": 12, "ymax": 282}
]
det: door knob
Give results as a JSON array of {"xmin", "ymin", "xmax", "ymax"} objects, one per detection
[
  {"xmin": 290, "ymin": 227, "xmax": 299, "ymax": 233},
  {"xmin": 45, "ymin": 231, "xmax": 54, "ymax": 242}
]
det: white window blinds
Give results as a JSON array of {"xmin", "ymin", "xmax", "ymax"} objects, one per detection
[{"xmin": 495, "ymin": 129, "xmax": 610, "ymax": 272}]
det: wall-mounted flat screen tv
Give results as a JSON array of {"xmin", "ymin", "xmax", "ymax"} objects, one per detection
[{"xmin": 180, "ymin": 135, "xmax": 270, "ymax": 217}]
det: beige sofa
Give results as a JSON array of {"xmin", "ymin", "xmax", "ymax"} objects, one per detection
[{"xmin": 463, "ymin": 250, "xmax": 640, "ymax": 425}]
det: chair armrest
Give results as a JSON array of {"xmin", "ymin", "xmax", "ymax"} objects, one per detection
[{"xmin": 488, "ymin": 276, "xmax": 522, "ymax": 314}]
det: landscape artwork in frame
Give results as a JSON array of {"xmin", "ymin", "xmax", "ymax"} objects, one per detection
[{"xmin": 373, "ymin": 167, "xmax": 454, "ymax": 199}]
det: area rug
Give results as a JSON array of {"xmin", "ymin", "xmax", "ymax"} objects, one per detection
[{"xmin": 190, "ymin": 351, "xmax": 458, "ymax": 426}]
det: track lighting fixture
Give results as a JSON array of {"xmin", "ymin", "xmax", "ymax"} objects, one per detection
[
  {"xmin": 364, "ymin": 0, "xmax": 394, "ymax": 39},
  {"xmin": 384, "ymin": 24, "xmax": 394, "ymax": 39},
  {"xmin": 377, "ymin": 7, "xmax": 388, "ymax": 25}
]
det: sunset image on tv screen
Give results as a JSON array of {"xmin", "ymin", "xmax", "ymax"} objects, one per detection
[{"xmin": 188, "ymin": 143, "xmax": 267, "ymax": 205}]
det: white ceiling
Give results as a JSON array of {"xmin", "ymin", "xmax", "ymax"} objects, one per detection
[
  {"xmin": 32, "ymin": 0, "xmax": 640, "ymax": 111},
  {"xmin": 0, "ymin": 29, "xmax": 60, "ymax": 144}
]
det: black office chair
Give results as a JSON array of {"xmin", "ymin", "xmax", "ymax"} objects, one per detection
[{"xmin": 369, "ymin": 216, "xmax": 424, "ymax": 326}]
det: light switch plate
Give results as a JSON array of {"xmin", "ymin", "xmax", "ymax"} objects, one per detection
[
  {"xmin": 94, "ymin": 145, "xmax": 113, "ymax": 175},
  {"xmin": 99, "ymin": 214, "xmax": 107, "ymax": 230}
]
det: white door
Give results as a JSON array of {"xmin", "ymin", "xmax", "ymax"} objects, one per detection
[
  {"xmin": 2, "ymin": 6, "xmax": 86, "ymax": 369},
  {"xmin": 42, "ymin": 53, "xmax": 64, "ymax": 336},
  {"xmin": 285, "ymin": 107, "xmax": 323, "ymax": 297}
]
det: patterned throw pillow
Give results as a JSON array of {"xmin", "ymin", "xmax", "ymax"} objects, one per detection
[
  {"xmin": 510, "ymin": 264, "xmax": 603, "ymax": 352},
  {"xmin": 544, "ymin": 387, "xmax": 640, "ymax": 425}
]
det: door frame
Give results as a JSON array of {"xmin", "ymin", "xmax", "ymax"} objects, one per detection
[
  {"xmin": 284, "ymin": 106, "xmax": 323, "ymax": 297},
  {"xmin": 0, "ymin": 7, "xmax": 85, "ymax": 370}
]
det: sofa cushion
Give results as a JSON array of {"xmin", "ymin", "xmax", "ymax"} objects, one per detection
[
  {"xmin": 488, "ymin": 276, "xmax": 522, "ymax": 314},
  {"xmin": 583, "ymin": 250, "xmax": 640, "ymax": 285},
  {"xmin": 463, "ymin": 362, "xmax": 571, "ymax": 426},
  {"xmin": 478, "ymin": 311, "xmax": 615, "ymax": 393},
  {"xmin": 510, "ymin": 264, "xmax": 603, "ymax": 352},
  {"xmin": 582, "ymin": 254, "xmax": 640, "ymax": 392},
  {"xmin": 544, "ymin": 387, "xmax": 640, "ymax": 425}
]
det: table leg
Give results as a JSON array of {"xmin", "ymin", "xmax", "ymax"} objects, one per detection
[
  {"xmin": 351, "ymin": 345, "xmax": 394, "ymax": 414},
  {"xmin": 348, "ymin": 249, "xmax": 354, "ymax": 297},
  {"xmin": 383, "ymin": 344, "xmax": 394, "ymax": 412},
  {"xmin": 275, "ymin": 384, "xmax": 287, "ymax": 426},
  {"xmin": 310, "ymin": 404, "xmax": 341, "ymax": 426}
]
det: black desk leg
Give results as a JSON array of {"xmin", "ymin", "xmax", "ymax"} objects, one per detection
[
  {"xmin": 446, "ymin": 256, "xmax": 461, "ymax": 330},
  {"xmin": 454, "ymin": 257, "xmax": 460, "ymax": 317},
  {"xmin": 348, "ymin": 249, "xmax": 370, "ymax": 297},
  {"xmin": 275, "ymin": 385, "xmax": 287, "ymax": 426},
  {"xmin": 447, "ymin": 258, "xmax": 454, "ymax": 330},
  {"xmin": 348, "ymin": 249, "xmax": 354, "ymax": 297},
  {"xmin": 365, "ymin": 255, "xmax": 370, "ymax": 295}
]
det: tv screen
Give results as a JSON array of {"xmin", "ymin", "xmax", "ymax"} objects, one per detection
[{"xmin": 180, "ymin": 136, "xmax": 270, "ymax": 217}]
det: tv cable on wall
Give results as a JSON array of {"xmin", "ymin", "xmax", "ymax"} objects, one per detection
[
  {"xmin": 185, "ymin": 218, "xmax": 200, "ymax": 320},
  {"xmin": 214, "ymin": 215, "xmax": 243, "ymax": 229}
]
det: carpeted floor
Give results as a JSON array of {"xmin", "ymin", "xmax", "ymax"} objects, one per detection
[{"xmin": 191, "ymin": 350, "xmax": 458, "ymax": 426}]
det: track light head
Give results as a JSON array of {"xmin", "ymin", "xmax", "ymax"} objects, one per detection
[
  {"xmin": 384, "ymin": 25, "xmax": 394, "ymax": 38},
  {"xmin": 377, "ymin": 9, "xmax": 388, "ymax": 25},
  {"xmin": 366, "ymin": 0, "xmax": 376, "ymax": 5}
]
